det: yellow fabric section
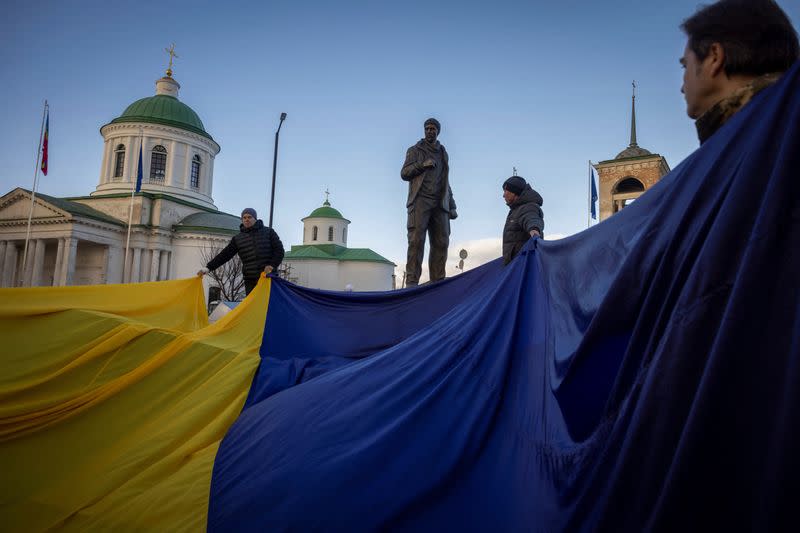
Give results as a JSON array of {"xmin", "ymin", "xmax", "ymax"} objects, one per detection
[{"xmin": 0, "ymin": 276, "xmax": 270, "ymax": 532}]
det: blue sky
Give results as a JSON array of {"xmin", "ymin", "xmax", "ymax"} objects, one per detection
[{"xmin": 2, "ymin": 0, "xmax": 798, "ymax": 278}]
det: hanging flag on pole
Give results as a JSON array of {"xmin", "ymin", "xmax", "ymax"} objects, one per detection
[
  {"xmin": 135, "ymin": 144, "xmax": 143, "ymax": 193},
  {"xmin": 590, "ymin": 168, "xmax": 598, "ymax": 220},
  {"xmin": 40, "ymin": 109, "xmax": 49, "ymax": 176}
]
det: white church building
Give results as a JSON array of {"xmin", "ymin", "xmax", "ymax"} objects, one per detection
[
  {"xmin": 283, "ymin": 197, "xmax": 395, "ymax": 291},
  {"xmin": 0, "ymin": 67, "xmax": 240, "ymax": 294},
  {"xmin": 0, "ymin": 64, "xmax": 397, "ymax": 297}
]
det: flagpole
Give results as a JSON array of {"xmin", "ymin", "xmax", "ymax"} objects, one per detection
[
  {"xmin": 123, "ymin": 130, "xmax": 142, "ymax": 282},
  {"xmin": 587, "ymin": 160, "xmax": 591, "ymax": 228},
  {"xmin": 20, "ymin": 100, "xmax": 48, "ymax": 286}
]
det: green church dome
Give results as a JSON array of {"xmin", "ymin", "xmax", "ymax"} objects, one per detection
[
  {"xmin": 110, "ymin": 94, "xmax": 213, "ymax": 140},
  {"xmin": 303, "ymin": 199, "xmax": 348, "ymax": 221}
]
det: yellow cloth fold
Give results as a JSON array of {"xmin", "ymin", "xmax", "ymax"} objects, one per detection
[{"xmin": 0, "ymin": 276, "xmax": 269, "ymax": 532}]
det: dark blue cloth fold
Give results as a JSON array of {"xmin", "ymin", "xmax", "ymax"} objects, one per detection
[{"xmin": 209, "ymin": 61, "xmax": 800, "ymax": 532}]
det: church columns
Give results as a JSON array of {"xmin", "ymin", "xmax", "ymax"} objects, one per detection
[
  {"xmin": 106, "ymin": 246, "xmax": 123, "ymax": 284},
  {"xmin": 149, "ymin": 248, "xmax": 161, "ymax": 281},
  {"xmin": 167, "ymin": 140, "xmax": 178, "ymax": 187},
  {"xmin": 100, "ymin": 141, "xmax": 111, "ymax": 184},
  {"xmin": 182, "ymin": 148, "xmax": 191, "ymax": 190},
  {"xmin": 130, "ymin": 248, "xmax": 142, "ymax": 283},
  {"xmin": 22, "ymin": 241, "xmax": 36, "ymax": 286},
  {"xmin": 53, "ymin": 238, "xmax": 65, "ymax": 286},
  {"xmin": 0, "ymin": 242, "xmax": 6, "ymax": 284},
  {"xmin": 159, "ymin": 250, "xmax": 170, "ymax": 280},
  {"xmin": 31, "ymin": 239, "xmax": 46, "ymax": 286},
  {"xmin": 58, "ymin": 238, "xmax": 77, "ymax": 286},
  {"xmin": 2, "ymin": 243, "xmax": 17, "ymax": 287},
  {"xmin": 206, "ymin": 155, "xmax": 215, "ymax": 196}
]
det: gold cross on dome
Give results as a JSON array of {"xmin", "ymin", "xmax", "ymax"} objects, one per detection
[{"xmin": 165, "ymin": 43, "xmax": 179, "ymax": 76}]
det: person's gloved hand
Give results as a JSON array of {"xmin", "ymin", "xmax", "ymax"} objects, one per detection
[
  {"xmin": 264, "ymin": 265, "xmax": 274, "ymax": 274},
  {"xmin": 449, "ymin": 208, "xmax": 458, "ymax": 220}
]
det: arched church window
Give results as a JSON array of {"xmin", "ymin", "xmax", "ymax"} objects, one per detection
[
  {"xmin": 113, "ymin": 144, "xmax": 125, "ymax": 179},
  {"xmin": 343, "ymin": 227, "xmax": 347, "ymax": 242},
  {"xmin": 328, "ymin": 226, "xmax": 334, "ymax": 241},
  {"xmin": 149, "ymin": 145, "xmax": 167, "ymax": 183},
  {"xmin": 614, "ymin": 177, "xmax": 645, "ymax": 194},
  {"xmin": 312, "ymin": 226, "xmax": 318, "ymax": 241},
  {"xmin": 191, "ymin": 155, "xmax": 201, "ymax": 188},
  {"xmin": 612, "ymin": 177, "xmax": 645, "ymax": 214}
]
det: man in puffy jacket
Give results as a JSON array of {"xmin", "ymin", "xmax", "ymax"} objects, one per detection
[
  {"xmin": 501, "ymin": 176, "xmax": 544, "ymax": 265},
  {"xmin": 198, "ymin": 207, "xmax": 284, "ymax": 295}
]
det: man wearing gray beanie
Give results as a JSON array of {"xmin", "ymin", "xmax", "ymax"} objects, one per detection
[
  {"xmin": 502, "ymin": 175, "xmax": 544, "ymax": 264},
  {"xmin": 198, "ymin": 207, "xmax": 284, "ymax": 296}
]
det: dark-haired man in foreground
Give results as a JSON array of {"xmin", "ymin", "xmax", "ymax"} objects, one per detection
[{"xmin": 680, "ymin": 0, "xmax": 799, "ymax": 144}]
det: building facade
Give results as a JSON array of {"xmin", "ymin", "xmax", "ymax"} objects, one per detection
[
  {"xmin": 282, "ymin": 198, "xmax": 396, "ymax": 291},
  {"xmin": 0, "ymin": 69, "xmax": 240, "ymax": 292},
  {"xmin": 594, "ymin": 86, "xmax": 670, "ymax": 221}
]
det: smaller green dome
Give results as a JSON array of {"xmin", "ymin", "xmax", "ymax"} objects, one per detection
[
  {"xmin": 110, "ymin": 95, "xmax": 213, "ymax": 140},
  {"xmin": 304, "ymin": 199, "xmax": 347, "ymax": 221}
]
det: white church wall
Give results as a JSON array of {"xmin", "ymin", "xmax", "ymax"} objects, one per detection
[
  {"xmin": 302, "ymin": 217, "xmax": 348, "ymax": 246},
  {"xmin": 171, "ymin": 233, "xmax": 232, "ymax": 298},
  {"xmin": 338, "ymin": 262, "xmax": 394, "ymax": 292},
  {"xmin": 285, "ymin": 259, "xmax": 340, "ymax": 290}
]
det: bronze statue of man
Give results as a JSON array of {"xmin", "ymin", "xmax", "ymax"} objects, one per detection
[{"xmin": 401, "ymin": 118, "xmax": 457, "ymax": 286}]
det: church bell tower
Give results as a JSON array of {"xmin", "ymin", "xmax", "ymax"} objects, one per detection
[{"xmin": 594, "ymin": 82, "xmax": 670, "ymax": 221}]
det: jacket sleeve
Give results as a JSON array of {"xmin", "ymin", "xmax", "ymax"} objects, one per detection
[
  {"xmin": 270, "ymin": 230, "xmax": 285, "ymax": 268},
  {"xmin": 518, "ymin": 204, "xmax": 544, "ymax": 233},
  {"xmin": 206, "ymin": 238, "xmax": 238, "ymax": 271},
  {"xmin": 401, "ymin": 147, "xmax": 424, "ymax": 181}
]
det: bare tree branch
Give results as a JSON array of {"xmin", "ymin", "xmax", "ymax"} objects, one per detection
[
  {"xmin": 276, "ymin": 262, "xmax": 298, "ymax": 284},
  {"xmin": 200, "ymin": 243, "xmax": 246, "ymax": 301}
]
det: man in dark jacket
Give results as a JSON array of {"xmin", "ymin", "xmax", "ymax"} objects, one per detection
[
  {"xmin": 501, "ymin": 176, "xmax": 544, "ymax": 265},
  {"xmin": 401, "ymin": 118, "xmax": 457, "ymax": 286},
  {"xmin": 198, "ymin": 207, "xmax": 284, "ymax": 295}
]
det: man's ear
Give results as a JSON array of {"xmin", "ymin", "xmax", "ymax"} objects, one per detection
[{"xmin": 705, "ymin": 42, "xmax": 727, "ymax": 78}]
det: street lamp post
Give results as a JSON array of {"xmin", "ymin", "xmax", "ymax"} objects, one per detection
[{"xmin": 269, "ymin": 112, "xmax": 287, "ymax": 228}]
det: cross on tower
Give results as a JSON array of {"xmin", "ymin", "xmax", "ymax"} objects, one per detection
[
  {"xmin": 165, "ymin": 43, "xmax": 179, "ymax": 77},
  {"xmin": 324, "ymin": 188, "xmax": 331, "ymax": 204},
  {"xmin": 513, "ymin": 167, "xmax": 518, "ymax": 176}
]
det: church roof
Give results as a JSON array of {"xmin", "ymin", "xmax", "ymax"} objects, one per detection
[
  {"xmin": 285, "ymin": 244, "xmax": 394, "ymax": 265},
  {"xmin": 302, "ymin": 199, "xmax": 348, "ymax": 222},
  {"xmin": 38, "ymin": 191, "xmax": 125, "ymax": 226},
  {"xmin": 174, "ymin": 211, "xmax": 240, "ymax": 234},
  {"xmin": 110, "ymin": 95, "xmax": 213, "ymax": 140},
  {"xmin": 615, "ymin": 145, "xmax": 652, "ymax": 159}
]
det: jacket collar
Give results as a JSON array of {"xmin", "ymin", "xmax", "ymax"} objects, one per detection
[{"xmin": 695, "ymin": 72, "xmax": 781, "ymax": 144}]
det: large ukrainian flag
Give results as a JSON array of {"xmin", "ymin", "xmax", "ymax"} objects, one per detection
[{"xmin": 2, "ymin": 61, "xmax": 800, "ymax": 531}]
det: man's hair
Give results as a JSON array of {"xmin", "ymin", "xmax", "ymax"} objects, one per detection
[
  {"xmin": 681, "ymin": 0, "xmax": 799, "ymax": 77},
  {"xmin": 424, "ymin": 118, "xmax": 441, "ymax": 133}
]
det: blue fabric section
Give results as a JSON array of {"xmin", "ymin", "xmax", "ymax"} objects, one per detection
[{"xmin": 209, "ymin": 62, "xmax": 800, "ymax": 531}]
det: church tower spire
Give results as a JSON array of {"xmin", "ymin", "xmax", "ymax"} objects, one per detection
[
  {"xmin": 592, "ymin": 80, "xmax": 671, "ymax": 221},
  {"xmin": 629, "ymin": 80, "xmax": 638, "ymax": 148}
]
